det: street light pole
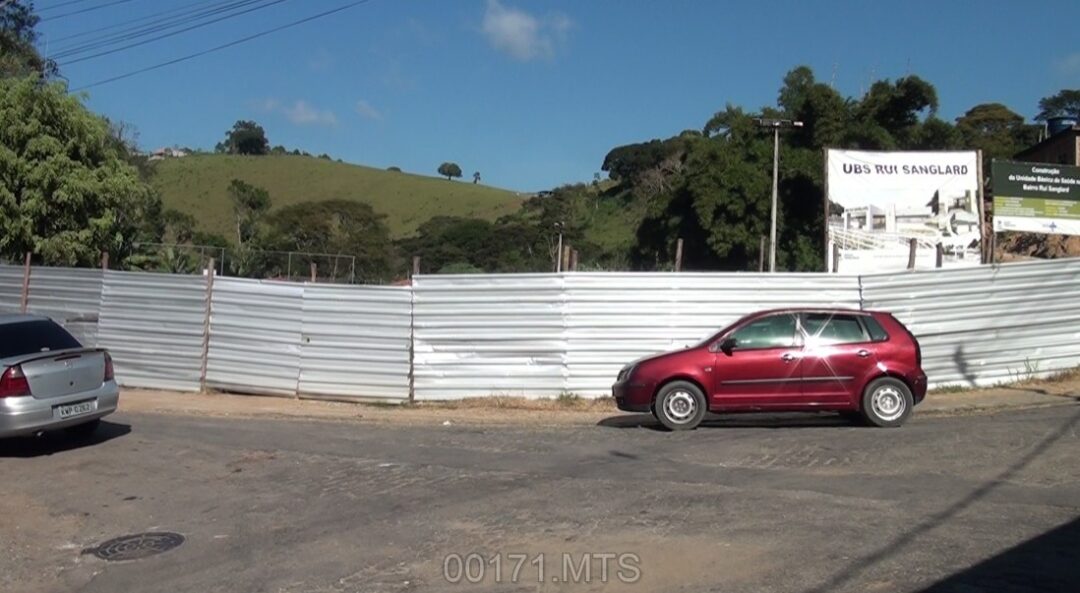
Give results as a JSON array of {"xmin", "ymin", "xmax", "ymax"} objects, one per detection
[
  {"xmin": 755, "ymin": 118, "xmax": 803, "ymax": 273},
  {"xmin": 769, "ymin": 126, "xmax": 780, "ymax": 273}
]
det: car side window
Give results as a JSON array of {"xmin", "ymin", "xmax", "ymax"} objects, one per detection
[
  {"xmin": 861, "ymin": 316, "xmax": 890, "ymax": 342},
  {"xmin": 801, "ymin": 313, "xmax": 868, "ymax": 346},
  {"xmin": 729, "ymin": 314, "xmax": 797, "ymax": 350}
]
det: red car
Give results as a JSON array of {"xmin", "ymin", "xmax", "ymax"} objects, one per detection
[{"xmin": 612, "ymin": 308, "xmax": 927, "ymax": 430}]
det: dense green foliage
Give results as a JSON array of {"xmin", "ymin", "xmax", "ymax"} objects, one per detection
[
  {"xmin": 0, "ymin": 77, "xmax": 159, "ymax": 266},
  {"xmin": 265, "ymin": 200, "xmax": 395, "ymax": 281},
  {"xmin": 0, "ymin": 1, "xmax": 54, "ymax": 79},
  {"xmin": 1036, "ymin": 89, "xmax": 1080, "ymax": 121}
]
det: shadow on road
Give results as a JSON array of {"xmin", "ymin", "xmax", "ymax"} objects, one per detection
[
  {"xmin": 598, "ymin": 412, "xmax": 856, "ymax": 430},
  {"xmin": 800, "ymin": 406, "xmax": 1080, "ymax": 593},
  {"xmin": 917, "ymin": 515, "xmax": 1080, "ymax": 592},
  {"xmin": 0, "ymin": 420, "xmax": 131, "ymax": 458}
]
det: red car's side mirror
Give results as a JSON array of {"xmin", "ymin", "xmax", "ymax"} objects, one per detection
[{"xmin": 717, "ymin": 337, "xmax": 737, "ymax": 355}]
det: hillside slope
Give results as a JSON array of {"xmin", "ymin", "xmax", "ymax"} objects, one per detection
[{"xmin": 151, "ymin": 155, "xmax": 525, "ymax": 239}]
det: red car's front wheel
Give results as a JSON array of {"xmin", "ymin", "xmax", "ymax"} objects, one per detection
[{"xmin": 653, "ymin": 381, "xmax": 707, "ymax": 431}]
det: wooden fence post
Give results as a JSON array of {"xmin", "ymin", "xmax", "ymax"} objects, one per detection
[
  {"xmin": 19, "ymin": 252, "xmax": 31, "ymax": 313},
  {"xmin": 199, "ymin": 258, "xmax": 216, "ymax": 394},
  {"xmin": 561, "ymin": 245, "xmax": 571, "ymax": 273},
  {"xmin": 100, "ymin": 252, "xmax": 109, "ymax": 270},
  {"xmin": 570, "ymin": 249, "xmax": 579, "ymax": 272},
  {"xmin": 310, "ymin": 262, "xmax": 317, "ymax": 283},
  {"xmin": 935, "ymin": 243, "xmax": 944, "ymax": 268},
  {"xmin": 758, "ymin": 236, "xmax": 766, "ymax": 272},
  {"xmin": 831, "ymin": 243, "xmax": 840, "ymax": 274},
  {"xmin": 411, "ymin": 256, "xmax": 420, "ymax": 277},
  {"xmin": 674, "ymin": 238, "xmax": 684, "ymax": 272},
  {"xmin": 907, "ymin": 238, "xmax": 917, "ymax": 270}
]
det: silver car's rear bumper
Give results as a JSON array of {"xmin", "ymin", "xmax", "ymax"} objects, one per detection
[{"xmin": 0, "ymin": 381, "xmax": 119, "ymax": 438}]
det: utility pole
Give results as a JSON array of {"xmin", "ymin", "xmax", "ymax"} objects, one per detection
[
  {"xmin": 755, "ymin": 118, "xmax": 803, "ymax": 272},
  {"xmin": 554, "ymin": 222, "xmax": 565, "ymax": 273}
]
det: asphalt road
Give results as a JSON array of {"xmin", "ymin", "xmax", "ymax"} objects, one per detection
[{"xmin": 2, "ymin": 406, "xmax": 1079, "ymax": 593}]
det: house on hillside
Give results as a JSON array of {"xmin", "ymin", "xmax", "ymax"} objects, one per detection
[
  {"xmin": 148, "ymin": 147, "xmax": 190, "ymax": 161},
  {"xmin": 1015, "ymin": 118, "xmax": 1079, "ymax": 166}
]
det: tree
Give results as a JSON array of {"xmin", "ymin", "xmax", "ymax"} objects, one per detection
[
  {"xmin": 1036, "ymin": 90, "xmax": 1080, "ymax": 121},
  {"xmin": 473, "ymin": 171, "xmax": 481, "ymax": 184},
  {"xmin": 956, "ymin": 103, "xmax": 1039, "ymax": 170},
  {"xmin": 162, "ymin": 209, "xmax": 196, "ymax": 244},
  {"xmin": 0, "ymin": 76, "xmax": 159, "ymax": 266},
  {"xmin": 438, "ymin": 162, "xmax": 462, "ymax": 180},
  {"xmin": 1, "ymin": 1, "xmax": 56, "ymax": 79},
  {"xmin": 266, "ymin": 200, "xmax": 395, "ymax": 282},
  {"xmin": 222, "ymin": 120, "xmax": 269, "ymax": 155},
  {"xmin": 226, "ymin": 179, "xmax": 271, "ymax": 246}
]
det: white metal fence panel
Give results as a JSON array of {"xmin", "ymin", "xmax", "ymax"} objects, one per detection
[
  {"xmin": 564, "ymin": 273, "xmax": 864, "ymax": 395},
  {"xmin": 97, "ymin": 270, "xmax": 207, "ymax": 391},
  {"xmin": 299, "ymin": 284, "xmax": 412, "ymax": 400},
  {"xmin": 0, "ymin": 264, "xmax": 23, "ymax": 313},
  {"xmin": 861, "ymin": 258, "xmax": 1080, "ymax": 388},
  {"xmin": 25, "ymin": 267, "xmax": 104, "ymax": 347},
  {"xmin": 207, "ymin": 277, "xmax": 303, "ymax": 397},
  {"xmin": 413, "ymin": 275, "xmax": 565, "ymax": 400}
]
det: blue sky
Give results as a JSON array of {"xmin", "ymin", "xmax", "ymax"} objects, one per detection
[{"xmin": 37, "ymin": 0, "xmax": 1080, "ymax": 192}]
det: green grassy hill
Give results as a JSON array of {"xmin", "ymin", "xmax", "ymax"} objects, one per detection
[{"xmin": 151, "ymin": 155, "xmax": 525, "ymax": 239}]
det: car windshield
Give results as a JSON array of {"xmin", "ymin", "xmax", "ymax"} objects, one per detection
[{"xmin": 0, "ymin": 319, "xmax": 82, "ymax": 359}]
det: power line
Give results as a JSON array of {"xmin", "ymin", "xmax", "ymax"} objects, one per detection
[
  {"xmin": 51, "ymin": 0, "xmax": 227, "ymax": 44},
  {"xmin": 36, "ymin": 0, "xmax": 98, "ymax": 12},
  {"xmin": 57, "ymin": 0, "xmax": 288, "ymax": 64},
  {"xmin": 71, "ymin": 0, "xmax": 371, "ymax": 91},
  {"xmin": 41, "ymin": 0, "xmax": 139, "ymax": 22}
]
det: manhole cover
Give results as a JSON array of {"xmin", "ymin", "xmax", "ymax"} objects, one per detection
[{"xmin": 85, "ymin": 532, "xmax": 185, "ymax": 561}]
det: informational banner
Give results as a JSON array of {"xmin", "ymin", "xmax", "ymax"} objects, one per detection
[
  {"xmin": 826, "ymin": 149, "xmax": 980, "ymax": 212},
  {"xmin": 992, "ymin": 160, "xmax": 1080, "ymax": 235},
  {"xmin": 825, "ymin": 149, "xmax": 983, "ymax": 265}
]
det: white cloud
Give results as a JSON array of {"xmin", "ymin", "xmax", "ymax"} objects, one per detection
[
  {"xmin": 355, "ymin": 99, "xmax": 383, "ymax": 121},
  {"xmin": 1056, "ymin": 53, "xmax": 1080, "ymax": 77},
  {"xmin": 481, "ymin": 0, "xmax": 573, "ymax": 61},
  {"xmin": 256, "ymin": 99, "xmax": 338, "ymax": 127}
]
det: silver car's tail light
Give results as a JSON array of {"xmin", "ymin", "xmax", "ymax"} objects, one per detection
[{"xmin": 0, "ymin": 365, "xmax": 31, "ymax": 398}]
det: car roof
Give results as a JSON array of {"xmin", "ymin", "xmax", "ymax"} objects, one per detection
[
  {"xmin": 751, "ymin": 307, "xmax": 867, "ymax": 315},
  {"xmin": 0, "ymin": 313, "xmax": 48, "ymax": 326}
]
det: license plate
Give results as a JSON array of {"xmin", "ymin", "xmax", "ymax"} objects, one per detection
[{"xmin": 54, "ymin": 400, "xmax": 97, "ymax": 420}]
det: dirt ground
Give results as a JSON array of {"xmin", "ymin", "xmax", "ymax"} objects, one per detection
[{"xmin": 117, "ymin": 373, "xmax": 1080, "ymax": 427}]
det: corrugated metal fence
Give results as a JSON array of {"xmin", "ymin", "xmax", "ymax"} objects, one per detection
[
  {"xmin": 861, "ymin": 258, "xmax": 1080, "ymax": 387},
  {"xmin": 206, "ymin": 277, "xmax": 303, "ymax": 397},
  {"xmin": 97, "ymin": 270, "xmax": 207, "ymax": 392},
  {"xmin": 299, "ymin": 284, "xmax": 412, "ymax": 401},
  {"xmin": 413, "ymin": 275, "xmax": 565, "ymax": 400},
  {"xmin": 3, "ymin": 258, "xmax": 1080, "ymax": 399}
]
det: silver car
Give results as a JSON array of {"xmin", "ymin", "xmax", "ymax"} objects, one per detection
[{"xmin": 0, "ymin": 314, "xmax": 119, "ymax": 438}]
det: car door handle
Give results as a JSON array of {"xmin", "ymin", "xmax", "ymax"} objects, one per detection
[
  {"xmin": 781, "ymin": 353, "xmax": 796, "ymax": 362},
  {"xmin": 857, "ymin": 349, "xmax": 871, "ymax": 358}
]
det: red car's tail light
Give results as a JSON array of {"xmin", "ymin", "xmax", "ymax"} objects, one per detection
[
  {"xmin": 0, "ymin": 365, "xmax": 31, "ymax": 398},
  {"xmin": 103, "ymin": 352, "xmax": 115, "ymax": 382}
]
